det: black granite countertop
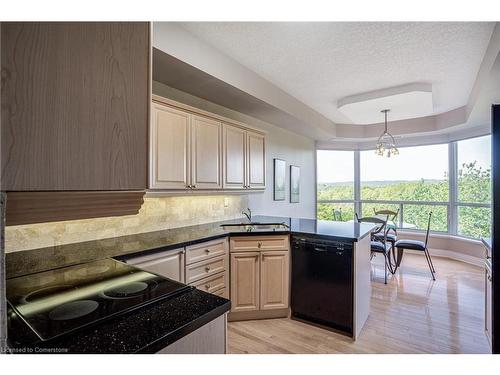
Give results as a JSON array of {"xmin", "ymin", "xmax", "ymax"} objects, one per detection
[
  {"xmin": 7, "ymin": 215, "xmax": 375, "ymax": 279},
  {"xmin": 7, "ymin": 287, "xmax": 230, "ymax": 354}
]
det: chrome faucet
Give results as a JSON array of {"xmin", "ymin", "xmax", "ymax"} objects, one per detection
[{"xmin": 242, "ymin": 208, "xmax": 252, "ymax": 222}]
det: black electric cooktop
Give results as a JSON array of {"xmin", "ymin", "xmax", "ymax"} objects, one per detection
[{"xmin": 6, "ymin": 258, "xmax": 191, "ymax": 342}]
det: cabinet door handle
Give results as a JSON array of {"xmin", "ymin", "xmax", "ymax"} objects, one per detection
[{"xmin": 192, "ymin": 184, "xmax": 196, "ymax": 189}]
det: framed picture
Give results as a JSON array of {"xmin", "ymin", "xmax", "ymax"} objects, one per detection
[
  {"xmin": 290, "ymin": 165, "xmax": 300, "ymax": 203},
  {"xmin": 273, "ymin": 158, "xmax": 286, "ymax": 201}
]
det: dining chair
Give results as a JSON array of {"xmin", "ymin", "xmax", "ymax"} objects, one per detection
[
  {"xmin": 356, "ymin": 213, "xmax": 394, "ymax": 284},
  {"xmin": 372, "ymin": 208, "xmax": 399, "ymax": 262},
  {"xmin": 332, "ymin": 208, "xmax": 343, "ymax": 221},
  {"xmin": 394, "ymin": 211, "xmax": 436, "ymax": 280}
]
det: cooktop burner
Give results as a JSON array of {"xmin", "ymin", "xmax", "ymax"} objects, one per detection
[
  {"xmin": 48, "ymin": 300, "xmax": 99, "ymax": 321},
  {"xmin": 6, "ymin": 258, "xmax": 191, "ymax": 341},
  {"xmin": 103, "ymin": 281, "xmax": 152, "ymax": 299}
]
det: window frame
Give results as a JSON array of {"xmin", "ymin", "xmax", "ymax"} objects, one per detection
[{"xmin": 316, "ymin": 136, "xmax": 492, "ymax": 239}]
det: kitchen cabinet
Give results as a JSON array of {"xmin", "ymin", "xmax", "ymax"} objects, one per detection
[
  {"xmin": 150, "ymin": 103, "xmax": 191, "ymax": 189},
  {"xmin": 230, "ymin": 252, "xmax": 261, "ymax": 312},
  {"xmin": 185, "ymin": 238, "xmax": 229, "ymax": 296},
  {"xmin": 223, "ymin": 124, "xmax": 247, "ymax": 189},
  {"xmin": 246, "ymin": 131, "xmax": 266, "ymax": 189},
  {"xmin": 124, "ymin": 248, "xmax": 185, "ymax": 283},
  {"xmin": 1, "ymin": 22, "xmax": 150, "ymax": 191},
  {"xmin": 150, "ymin": 101, "xmax": 223, "ymax": 190},
  {"xmin": 484, "ymin": 240, "xmax": 492, "ymax": 349},
  {"xmin": 223, "ymin": 124, "xmax": 266, "ymax": 190},
  {"xmin": 191, "ymin": 115, "xmax": 223, "ymax": 189},
  {"xmin": 150, "ymin": 96, "xmax": 265, "ymax": 192},
  {"xmin": 229, "ymin": 235, "xmax": 289, "ymax": 320},
  {"xmin": 260, "ymin": 251, "xmax": 289, "ymax": 310},
  {"xmin": 157, "ymin": 314, "xmax": 227, "ymax": 354}
]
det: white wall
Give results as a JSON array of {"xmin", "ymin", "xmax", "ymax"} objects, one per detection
[
  {"xmin": 247, "ymin": 123, "xmax": 316, "ymax": 218},
  {"xmin": 152, "ymin": 81, "xmax": 317, "ymax": 219}
]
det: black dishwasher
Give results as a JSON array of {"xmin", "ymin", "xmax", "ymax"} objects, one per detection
[{"xmin": 291, "ymin": 234, "xmax": 353, "ymax": 335}]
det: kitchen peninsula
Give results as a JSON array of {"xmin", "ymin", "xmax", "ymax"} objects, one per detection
[{"xmin": 6, "ymin": 216, "xmax": 374, "ymax": 352}]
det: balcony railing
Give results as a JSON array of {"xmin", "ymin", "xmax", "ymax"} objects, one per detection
[{"xmin": 317, "ymin": 199, "xmax": 491, "ymax": 238}]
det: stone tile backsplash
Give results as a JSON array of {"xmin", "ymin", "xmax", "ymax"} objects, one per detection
[{"xmin": 5, "ymin": 195, "xmax": 248, "ymax": 253}]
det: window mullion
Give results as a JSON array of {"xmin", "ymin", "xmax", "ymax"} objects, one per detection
[
  {"xmin": 354, "ymin": 150, "xmax": 361, "ymax": 217},
  {"xmin": 449, "ymin": 141, "xmax": 458, "ymax": 235}
]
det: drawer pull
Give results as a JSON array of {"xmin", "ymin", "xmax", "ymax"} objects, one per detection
[
  {"xmin": 205, "ymin": 266, "xmax": 211, "ymax": 272},
  {"xmin": 205, "ymin": 284, "xmax": 210, "ymax": 289},
  {"xmin": 257, "ymin": 242, "xmax": 262, "ymax": 248},
  {"xmin": 205, "ymin": 249, "xmax": 211, "ymax": 253}
]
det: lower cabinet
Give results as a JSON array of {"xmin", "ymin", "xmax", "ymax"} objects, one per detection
[
  {"xmin": 124, "ymin": 248, "xmax": 185, "ymax": 283},
  {"xmin": 230, "ymin": 252, "xmax": 260, "ymax": 312},
  {"xmin": 229, "ymin": 235, "xmax": 290, "ymax": 320},
  {"xmin": 157, "ymin": 313, "xmax": 227, "ymax": 354},
  {"xmin": 186, "ymin": 238, "xmax": 229, "ymax": 297},
  {"xmin": 260, "ymin": 251, "xmax": 289, "ymax": 310}
]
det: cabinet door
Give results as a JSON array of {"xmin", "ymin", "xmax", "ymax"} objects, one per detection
[
  {"xmin": 260, "ymin": 251, "xmax": 289, "ymax": 310},
  {"xmin": 230, "ymin": 252, "xmax": 260, "ymax": 312},
  {"xmin": 191, "ymin": 115, "xmax": 222, "ymax": 189},
  {"xmin": 223, "ymin": 124, "xmax": 246, "ymax": 189},
  {"xmin": 486, "ymin": 271, "xmax": 492, "ymax": 346},
  {"xmin": 246, "ymin": 131, "xmax": 266, "ymax": 189},
  {"xmin": 1, "ymin": 22, "xmax": 149, "ymax": 191},
  {"xmin": 126, "ymin": 248, "xmax": 185, "ymax": 283},
  {"xmin": 151, "ymin": 103, "xmax": 190, "ymax": 189}
]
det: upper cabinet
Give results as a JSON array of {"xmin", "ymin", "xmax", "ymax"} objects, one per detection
[
  {"xmin": 191, "ymin": 115, "xmax": 223, "ymax": 189},
  {"xmin": 222, "ymin": 124, "xmax": 246, "ymax": 189},
  {"xmin": 151, "ymin": 97, "xmax": 265, "ymax": 192},
  {"xmin": 151, "ymin": 103, "xmax": 191, "ymax": 189},
  {"xmin": 1, "ymin": 22, "xmax": 150, "ymax": 191},
  {"xmin": 246, "ymin": 131, "xmax": 266, "ymax": 189}
]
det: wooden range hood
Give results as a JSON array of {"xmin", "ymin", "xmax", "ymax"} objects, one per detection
[{"xmin": 4, "ymin": 191, "xmax": 145, "ymax": 226}]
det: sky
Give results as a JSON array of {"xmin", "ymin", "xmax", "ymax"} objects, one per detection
[{"xmin": 317, "ymin": 135, "xmax": 491, "ymax": 183}]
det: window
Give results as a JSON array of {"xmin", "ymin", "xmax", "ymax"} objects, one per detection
[
  {"xmin": 456, "ymin": 135, "xmax": 491, "ymax": 238},
  {"xmin": 316, "ymin": 135, "xmax": 492, "ymax": 239},
  {"xmin": 360, "ymin": 144, "xmax": 449, "ymax": 232},
  {"xmin": 317, "ymin": 150, "xmax": 354, "ymax": 221},
  {"xmin": 360, "ymin": 144, "xmax": 449, "ymax": 202}
]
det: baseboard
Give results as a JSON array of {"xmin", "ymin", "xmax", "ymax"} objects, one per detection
[
  {"xmin": 228, "ymin": 308, "xmax": 289, "ymax": 322},
  {"xmin": 405, "ymin": 248, "xmax": 484, "ymax": 268}
]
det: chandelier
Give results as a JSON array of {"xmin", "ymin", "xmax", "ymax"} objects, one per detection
[{"xmin": 375, "ymin": 109, "xmax": 399, "ymax": 157}]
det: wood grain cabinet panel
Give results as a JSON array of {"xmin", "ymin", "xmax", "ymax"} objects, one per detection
[
  {"xmin": 260, "ymin": 251, "xmax": 289, "ymax": 310},
  {"xmin": 1, "ymin": 22, "xmax": 150, "ymax": 191},
  {"xmin": 185, "ymin": 255, "xmax": 227, "ymax": 284},
  {"xmin": 191, "ymin": 115, "xmax": 222, "ymax": 189},
  {"xmin": 230, "ymin": 252, "xmax": 260, "ymax": 312},
  {"xmin": 125, "ymin": 248, "xmax": 185, "ymax": 283},
  {"xmin": 151, "ymin": 104, "xmax": 190, "ymax": 189},
  {"xmin": 222, "ymin": 124, "xmax": 246, "ymax": 189},
  {"xmin": 246, "ymin": 131, "xmax": 266, "ymax": 189},
  {"xmin": 230, "ymin": 235, "xmax": 289, "ymax": 252},
  {"xmin": 191, "ymin": 272, "xmax": 227, "ymax": 294},
  {"xmin": 186, "ymin": 238, "xmax": 227, "ymax": 265}
]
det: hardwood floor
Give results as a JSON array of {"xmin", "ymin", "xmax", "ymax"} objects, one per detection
[{"xmin": 228, "ymin": 253, "xmax": 490, "ymax": 354}]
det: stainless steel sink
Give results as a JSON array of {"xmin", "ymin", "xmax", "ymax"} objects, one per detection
[{"xmin": 220, "ymin": 222, "xmax": 289, "ymax": 231}]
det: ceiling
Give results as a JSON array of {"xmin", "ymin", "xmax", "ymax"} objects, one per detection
[{"xmin": 178, "ymin": 22, "xmax": 495, "ymax": 125}]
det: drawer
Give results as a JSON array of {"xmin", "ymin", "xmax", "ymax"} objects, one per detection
[
  {"xmin": 186, "ymin": 238, "xmax": 227, "ymax": 265},
  {"xmin": 230, "ymin": 235, "xmax": 289, "ymax": 252},
  {"xmin": 191, "ymin": 272, "xmax": 227, "ymax": 294},
  {"xmin": 212, "ymin": 287, "xmax": 228, "ymax": 298},
  {"xmin": 186, "ymin": 255, "xmax": 227, "ymax": 284},
  {"xmin": 124, "ymin": 248, "xmax": 185, "ymax": 283}
]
